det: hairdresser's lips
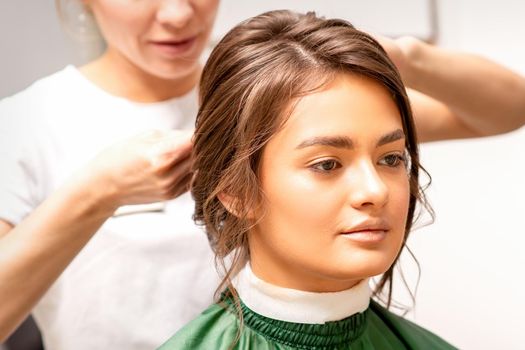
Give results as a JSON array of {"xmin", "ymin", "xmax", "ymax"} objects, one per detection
[
  {"xmin": 340, "ymin": 220, "xmax": 390, "ymax": 244},
  {"xmin": 148, "ymin": 35, "xmax": 199, "ymax": 58}
]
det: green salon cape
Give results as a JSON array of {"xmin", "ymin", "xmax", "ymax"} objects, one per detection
[{"xmin": 158, "ymin": 297, "xmax": 457, "ymax": 349}]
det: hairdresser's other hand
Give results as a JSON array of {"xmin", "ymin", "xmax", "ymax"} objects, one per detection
[
  {"xmin": 374, "ymin": 34, "xmax": 420, "ymax": 84},
  {"xmin": 72, "ymin": 130, "xmax": 193, "ymax": 210}
]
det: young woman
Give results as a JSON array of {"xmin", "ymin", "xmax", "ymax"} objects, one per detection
[
  {"xmin": 159, "ymin": 10, "xmax": 456, "ymax": 349},
  {"xmin": 0, "ymin": 1, "xmax": 220, "ymax": 349}
]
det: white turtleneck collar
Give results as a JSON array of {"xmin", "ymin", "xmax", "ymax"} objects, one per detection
[{"xmin": 232, "ymin": 263, "xmax": 371, "ymax": 324}]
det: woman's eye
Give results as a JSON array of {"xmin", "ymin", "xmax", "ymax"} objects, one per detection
[
  {"xmin": 379, "ymin": 153, "xmax": 406, "ymax": 167},
  {"xmin": 310, "ymin": 159, "xmax": 341, "ymax": 172}
]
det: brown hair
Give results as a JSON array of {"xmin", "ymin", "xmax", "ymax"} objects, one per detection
[{"xmin": 192, "ymin": 10, "xmax": 429, "ymax": 309}]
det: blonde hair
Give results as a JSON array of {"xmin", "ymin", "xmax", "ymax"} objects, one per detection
[{"xmin": 55, "ymin": 0, "xmax": 105, "ymax": 61}]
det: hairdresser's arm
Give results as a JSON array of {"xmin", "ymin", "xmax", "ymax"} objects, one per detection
[
  {"xmin": 379, "ymin": 36, "xmax": 525, "ymax": 142},
  {"xmin": 0, "ymin": 130, "xmax": 192, "ymax": 341}
]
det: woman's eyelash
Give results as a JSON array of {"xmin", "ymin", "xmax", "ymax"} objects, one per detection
[
  {"xmin": 309, "ymin": 152, "xmax": 409, "ymax": 173},
  {"xmin": 309, "ymin": 159, "xmax": 341, "ymax": 172},
  {"xmin": 379, "ymin": 153, "xmax": 407, "ymax": 167}
]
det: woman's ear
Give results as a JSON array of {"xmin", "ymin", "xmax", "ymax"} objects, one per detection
[
  {"xmin": 218, "ymin": 192, "xmax": 256, "ymax": 219},
  {"xmin": 218, "ymin": 192, "xmax": 241, "ymax": 217}
]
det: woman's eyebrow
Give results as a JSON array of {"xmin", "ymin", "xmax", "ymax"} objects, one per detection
[
  {"xmin": 296, "ymin": 136, "xmax": 354, "ymax": 150},
  {"xmin": 376, "ymin": 129, "xmax": 405, "ymax": 147},
  {"xmin": 295, "ymin": 129, "xmax": 405, "ymax": 150}
]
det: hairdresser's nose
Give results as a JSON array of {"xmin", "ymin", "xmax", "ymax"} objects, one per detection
[
  {"xmin": 347, "ymin": 160, "xmax": 388, "ymax": 210},
  {"xmin": 156, "ymin": 0, "xmax": 194, "ymax": 29}
]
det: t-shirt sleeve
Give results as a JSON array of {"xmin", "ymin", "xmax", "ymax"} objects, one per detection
[{"xmin": 0, "ymin": 98, "xmax": 43, "ymax": 225}]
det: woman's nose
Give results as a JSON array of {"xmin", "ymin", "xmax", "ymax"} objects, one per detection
[
  {"xmin": 156, "ymin": 0, "xmax": 194, "ymax": 29},
  {"xmin": 347, "ymin": 161, "xmax": 389, "ymax": 210}
]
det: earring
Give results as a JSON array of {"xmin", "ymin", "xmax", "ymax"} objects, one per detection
[{"xmin": 59, "ymin": 0, "xmax": 99, "ymax": 40}]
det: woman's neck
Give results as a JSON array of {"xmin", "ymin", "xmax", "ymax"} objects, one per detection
[
  {"xmin": 79, "ymin": 49, "xmax": 200, "ymax": 103},
  {"xmin": 233, "ymin": 263, "xmax": 371, "ymax": 324},
  {"xmin": 249, "ymin": 249, "xmax": 363, "ymax": 292}
]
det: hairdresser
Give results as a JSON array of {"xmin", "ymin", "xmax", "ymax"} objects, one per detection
[
  {"xmin": 0, "ymin": 1, "xmax": 220, "ymax": 349},
  {"xmin": 377, "ymin": 36, "xmax": 525, "ymax": 141}
]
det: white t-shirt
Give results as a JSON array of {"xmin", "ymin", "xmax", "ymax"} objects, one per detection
[{"xmin": 0, "ymin": 66, "xmax": 220, "ymax": 349}]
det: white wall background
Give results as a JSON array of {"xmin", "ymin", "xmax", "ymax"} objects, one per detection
[{"xmin": 1, "ymin": 1, "xmax": 524, "ymax": 349}]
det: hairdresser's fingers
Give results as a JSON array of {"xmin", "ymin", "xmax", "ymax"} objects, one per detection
[
  {"xmin": 81, "ymin": 129, "xmax": 194, "ymax": 206},
  {"xmin": 372, "ymin": 34, "xmax": 404, "ymax": 68},
  {"xmin": 165, "ymin": 151, "xmax": 192, "ymax": 179},
  {"xmin": 373, "ymin": 34, "xmax": 423, "ymax": 85},
  {"xmin": 148, "ymin": 130, "xmax": 193, "ymax": 170},
  {"xmin": 162, "ymin": 155, "xmax": 193, "ymax": 191},
  {"xmin": 168, "ymin": 172, "xmax": 193, "ymax": 199}
]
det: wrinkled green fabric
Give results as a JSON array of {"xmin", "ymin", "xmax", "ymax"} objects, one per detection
[{"xmin": 158, "ymin": 298, "xmax": 457, "ymax": 349}]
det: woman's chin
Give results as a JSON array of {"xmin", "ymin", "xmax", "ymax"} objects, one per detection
[
  {"xmin": 148, "ymin": 61, "xmax": 200, "ymax": 81},
  {"xmin": 319, "ymin": 259, "xmax": 393, "ymax": 283}
]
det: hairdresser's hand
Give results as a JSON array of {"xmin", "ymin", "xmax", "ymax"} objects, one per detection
[
  {"xmin": 374, "ymin": 34, "xmax": 421, "ymax": 85},
  {"xmin": 72, "ymin": 130, "xmax": 193, "ymax": 210}
]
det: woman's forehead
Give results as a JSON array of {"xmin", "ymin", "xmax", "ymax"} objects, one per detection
[{"xmin": 275, "ymin": 74, "xmax": 403, "ymax": 143}]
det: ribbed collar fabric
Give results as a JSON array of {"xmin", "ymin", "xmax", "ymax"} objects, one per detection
[{"xmin": 232, "ymin": 263, "xmax": 371, "ymax": 324}]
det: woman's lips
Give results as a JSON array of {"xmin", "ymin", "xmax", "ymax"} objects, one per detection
[
  {"xmin": 340, "ymin": 219, "xmax": 390, "ymax": 243},
  {"xmin": 340, "ymin": 229, "xmax": 388, "ymax": 243},
  {"xmin": 149, "ymin": 36, "xmax": 198, "ymax": 57}
]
